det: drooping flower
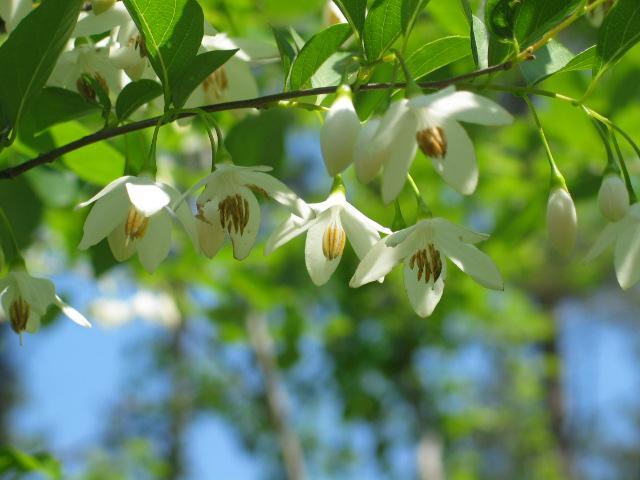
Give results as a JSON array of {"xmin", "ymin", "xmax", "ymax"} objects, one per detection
[
  {"xmin": 586, "ymin": 203, "xmax": 640, "ymax": 290},
  {"xmin": 546, "ymin": 187, "xmax": 577, "ymax": 255},
  {"xmin": 353, "ymin": 115, "xmax": 391, "ymax": 184},
  {"xmin": 0, "ymin": 269, "xmax": 91, "ymax": 339},
  {"xmin": 265, "ymin": 188, "xmax": 391, "ymax": 286},
  {"xmin": 320, "ymin": 85, "xmax": 361, "ymax": 176},
  {"xmin": 350, "ymin": 218, "xmax": 503, "ymax": 317},
  {"xmin": 78, "ymin": 176, "xmax": 197, "ymax": 273},
  {"xmin": 598, "ymin": 174, "xmax": 629, "ymax": 222},
  {"xmin": 183, "ymin": 163, "xmax": 308, "ymax": 260},
  {"xmin": 364, "ymin": 86, "xmax": 512, "ymax": 202}
]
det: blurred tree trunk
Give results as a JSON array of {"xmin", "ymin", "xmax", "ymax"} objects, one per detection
[{"xmin": 246, "ymin": 313, "xmax": 308, "ymax": 480}]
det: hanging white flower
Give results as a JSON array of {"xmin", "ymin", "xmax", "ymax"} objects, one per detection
[
  {"xmin": 546, "ymin": 187, "xmax": 577, "ymax": 255},
  {"xmin": 182, "ymin": 163, "xmax": 308, "ymax": 260},
  {"xmin": 353, "ymin": 115, "xmax": 392, "ymax": 184},
  {"xmin": 350, "ymin": 218, "xmax": 503, "ymax": 317},
  {"xmin": 586, "ymin": 203, "xmax": 640, "ymax": 290},
  {"xmin": 320, "ymin": 85, "xmax": 361, "ymax": 176},
  {"xmin": 598, "ymin": 174, "xmax": 629, "ymax": 222},
  {"xmin": 265, "ymin": 188, "xmax": 391, "ymax": 286},
  {"xmin": 77, "ymin": 176, "xmax": 197, "ymax": 273},
  {"xmin": 364, "ymin": 86, "xmax": 512, "ymax": 203},
  {"xmin": 0, "ymin": 269, "xmax": 91, "ymax": 339}
]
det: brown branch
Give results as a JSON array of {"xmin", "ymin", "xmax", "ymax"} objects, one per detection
[{"xmin": 0, "ymin": 62, "xmax": 512, "ymax": 180}]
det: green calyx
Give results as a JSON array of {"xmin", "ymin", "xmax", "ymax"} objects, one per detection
[{"xmin": 330, "ymin": 174, "xmax": 347, "ymax": 196}]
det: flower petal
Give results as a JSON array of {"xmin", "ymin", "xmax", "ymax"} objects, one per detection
[
  {"xmin": 264, "ymin": 214, "xmax": 315, "ymax": 255},
  {"xmin": 227, "ymin": 187, "xmax": 261, "ymax": 260},
  {"xmin": 354, "ymin": 118, "xmax": 388, "ymax": 184},
  {"xmin": 431, "ymin": 217, "xmax": 489, "ymax": 244},
  {"xmin": 54, "ymin": 295, "xmax": 92, "ymax": 328},
  {"xmin": 437, "ymin": 237, "xmax": 503, "ymax": 290},
  {"xmin": 350, "ymin": 232, "xmax": 418, "ymax": 287},
  {"xmin": 136, "ymin": 210, "xmax": 173, "ymax": 273},
  {"xmin": 432, "ymin": 118, "xmax": 478, "ymax": 195},
  {"xmin": 321, "ymin": 95, "xmax": 361, "ymax": 176},
  {"xmin": 585, "ymin": 220, "xmax": 627, "ymax": 262},
  {"xmin": 305, "ymin": 214, "xmax": 342, "ymax": 286},
  {"xmin": 340, "ymin": 208, "xmax": 383, "ymax": 259},
  {"xmin": 13, "ymin": 271, "xmax": 56, "ymax": 315},
  {"xmin": 342, "ymin": 202, "xmax": 392, "ymax": 235},
  {"xmin": 403, "ymin": 256, "xmax": 446, "ymax": 317},
  {"xmin": 73, "ymin": 3, "xmax": 130, "ymax": 37},
  {"xmin": 240, "ymin": 171, "xmax": 311, "ymax": 219},
  {"xmin": 414, "ymin": 89, "xmax": 513, "ymax": 125},
  {"xmin": 614, "ymin": 222, "xmax": 640, "ymax": 290},
  {"xmin": 126, "ymin": 182, "xmax": 171, "ymax": 217},
  {"xmin": 381, "ymin": 110, "xmax": 419, "ymax": 204},
  {"xmin": 107, "ymin": 221, "xmax": 137, "ymax": 262},
  {"xmin": 76, "ymin": 175, "xmax": 132, "ymax": 208},
  {"xmin": 197, "ymin": 216, "xmax": 226, "ymax": 259},
  {"xmin": 78, "ymin": 184, "xmax": 129, "ymax": 249}
]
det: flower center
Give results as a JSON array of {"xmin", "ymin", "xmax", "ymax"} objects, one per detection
[
  {"xmin": 409, "ymin": 244, "xmax": 442, "ymax": 284},
  {"xmin": 203, "ymin": 67, "xmax": 229, "ymax": 101},
  {"xmin": 125, "ymin": 205, "xmax": 150, "ymax": 244},
  {"xmin": 416, "ymin": 126, "xmax": 447, "ymax": 159},
  {"xmin": 129, "ymin": 35, "xmax": 147, "ymax": 58},
  {"xmin": 322, "ymin": 221, "xmax": 346, "ymax": 260},
  {"xmin": 76, "ymin": 72, "xmax": 109, "ymax": 101},
  {"xmin": 219, "ymin": 194, "xmax": 249, "ymax": 235},
  {"xmin": 9, "ymin": 296, "xmax": 29, "ymax": 334}
]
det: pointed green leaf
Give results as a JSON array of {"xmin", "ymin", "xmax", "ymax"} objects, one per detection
[
  {"xmin": 122, "ymin": 0, "xmax": 204, "ymax": 107},
  {"xmin": 593, "ymin": 0, "xmax": 640, "ymax": 78},
  {"xmin": 363, "ymin": 0, "xmax": 403, "ymax": 61},
  {"xmin": 116, "ymin": 79, "xmax": 164, "ymax": 121},
  {"xmin": 520, "ymin": 39, "xmax": 574, "ymax": 85},
  {"xmin": 515, "ymin": 0, "xmax": 581, "ymax": 47},
  {"xmin": 271, "ymin": 26, "xmax": 299, "ymax": 89},
  {"xmin": 0, "ymin": 0, "xmax": 83, "ymax": 144},
  {"xmin": 172, "ymin": 49, "xmax": 238, "ymax": 108},
  {"xmin": 332, "ymin": 0, "xmax": 367, "ymax": 37},
  {"xmin": 288, "ymin": 24, "xmax": 351, "ymax": 91},
  {"xmin": 405, "ymin": 36, "xmax": 471, "ymax": 80}
]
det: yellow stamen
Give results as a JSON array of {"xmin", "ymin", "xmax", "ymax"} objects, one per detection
[
  {"xmin": 409, "ymin": 244, "xmax": 442, "ymax": 284},
  {"xmin": 218, "ymin": 194, "xmax": 250, "ymax": 235},
  {"xmin": 125, "ymin": 205, "xmax": 150, "ymax": 244},
  {"xmin": 322, "ymin": 222, "xmax": 346, "ymax": 260},
  {"xmin": 9, "ymin": 296, "xmax": 29, "ymax": 335},
  {"xmin": 416, "ymin": 126, "xmax": 447, "ymax": 159}
]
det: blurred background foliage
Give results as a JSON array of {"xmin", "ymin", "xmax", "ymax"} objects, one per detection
[{"xmin": 1, "ymin": 0, "xmax": 640, "ymax": 479}]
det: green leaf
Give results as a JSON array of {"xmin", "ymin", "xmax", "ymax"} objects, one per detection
[
  {"xmin": 0, "ymin": 0, "xmax": 83, "ymax": 142},
  {"xmin": 520, "ymin": 39, "xmax": 574, "ymax": 85},
  {"xmin": 405, "ymin": 36, "xmax": 471, "ymax": 80},
  {"xmin": 515, "ymin": 0, "xmax": 581, "ymax": 47},
  {"xmin": 332, "ymin": 0, "xmax": 367, "ymax": 37},
  {"xmin": 288, "ymin": 24, "xmax": 351, "ymax": 91},
  {"xmin": 593, "ymin": 0, "xmax": 640, "ymax": 78},
  {"xmin": 402, "ymin": 0, "xmax": 430, "ymax": 35},
  {"xmin": 123, "ymin": 0, "xmax": 204, "ymax": 107},
  {"xmin": 0, "ymin": 447, "xmax": 61, "ymax": 479},
  {"xmin": 562, "ymin": 45, "xmax": 596, "ymax": 72},
  {"xmin": 471, "ymin": 15, "xmax": 490, "ymax": 69},
  {"xmin": 172, "ymin": 49, "xmax": 238, "ymax": 108},
  {"xmin": 116, "ymin": 79, "xmax": 164, "ymax": 121},
  {"xmin": 272, "ymin": 26, "xmax": 299, "ymax": 88},
  {"xmin": 485, "ymin": 0, "xmax": 519, "ymax": 43},
  {"xmin": 20, "ymin": 87, "xmax": 100, "ymax": 137},
  {"xmin": 363, "ymin": 0, "xmax": 403, "ymax": 61},
  {"xmin": 312, "ymin": 51, "xmax": 355, "ymax": 88}
]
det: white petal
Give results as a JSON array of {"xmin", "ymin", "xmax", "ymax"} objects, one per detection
[
  {"xmin": 107, "ymin": 221, "xmax": 136, "ymax": 261},
  {"xmin": 73, "ymin": 3, "xmax": 130, "ymax": 37},
  {"xmin": 432, "ymin": 119, "xmax": 478, "ymax": 195},
  {"xmin": 437, "ymin": 237, "xmax": 503, "ymax": 290},
  {"xmin": 350, "ymin": 232, "xmax": 418, "ymax": 287},
  {"xmin": 340, "ymin": 208, "xmax": 382, "ymax": 259},
  {"xmin": 227, "ymin": 187, "xmax": 261, "ymax": 260},
  {"xmin": 197, "ymin": 216, "xmax": 226, "ymax": 259},
  {"xmin": 614, "ymin": 222, "xmax": 640, "ymax": 290},
  {"xmin": 342, "ymin": 202, "xmax": 392, "ymax": 235},
  {"xmin": 126, "ymin": 182, "xmax": 171, "ymax": 217},
  {"xmin": 264, "ymin": 214, "xmax": 315, "ymax": 255},
  {"xmin": 375, "ymin": 99, "xmax": 411, "ymax": 147},
  {"xmin": 78, "ymin": 184, "xmax": 130, "ymax": 249},
  {"xmin": 25, "ymin": 313, "xmax": 41, "ymax": 334},
  {"xmin": 321, "ymin": 95, "xmax": 361, "ymax": 176},
  {"xmin": 305, "ymin": 214, "xmax": 342, "ymax": 286},
  {"xmin": 381, "ymin": 111, "xmax": 419, "ymax": 204},
  {"xmin": 403, "ymin": 256, "xmax": 446, "ymax": 317},
  {"xmin": 413, "ymin": 90, "xmax": 513, "ymax": 125},
  {"xmin": 136, "ymin": 211, "xmax": 173, "ymax": 273},
  {"xmin": 54, "ymin": 295, "xmax": 92, "ymax": 328},
  {"xmin": 13, "ymin": 271, "xmax": 56, "ymax": 315},
  {"xmin": 585, "ymin": 220, "xmax": 627, "ymax": 262},
  {"xmin": 354, "ymin": 118, "xmax": 388, "ymax": 184},
  {"xmin": 239, "ymin": 171, "xmax": 311, "ymax": 219},
  {"xmin": 384, "ymin": 225, "xmax": 419, "ymax": 247},
  {"xmin": 76, "ymin": 175, "xmax": 132, "ymax": 208},
  {"xmin": 431, "ymin": 217, "xmax": 489, "ymax": 244}
]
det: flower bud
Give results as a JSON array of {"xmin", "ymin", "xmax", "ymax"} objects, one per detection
[
  {"xmin": 91, "ymin": 0, "xmax": 116, "ymax": 15},
  {"xmin": 320, "ymin": 86, "xmax": 361, "ymax": 176},
  {"xmin": 353, "ymin": 117, "xmax": 389, "ymax": 183},
  {"xmin": 546, "ymin": 188, "xmax": 577, "ymax": 255},
  {"xmin": 598, "ymin": 174, "xmax": 629, "ymax": 222}
]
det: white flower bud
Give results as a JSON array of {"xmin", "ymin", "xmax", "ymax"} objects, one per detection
[
  {"xmin": 598, "ymin": 174, "xmax": 629, "ymax": 222},
  {"xmin": 546, "ymin": 188, "xmax": 577, "ymax": 255},
  {"xmin": 320, "ymin": 86, "xmax": 361, "ymax": 176},
  {"xmin": 91, "ymin": 0, "xmax": 116, "ymax": 15}
]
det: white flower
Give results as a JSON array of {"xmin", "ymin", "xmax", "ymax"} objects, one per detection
[
  {"xmin": 366, "ymin": 86, "xmax": 512, "ymax": 202},
  {"xmin": 0, "ymin": 269, "xmax": 91, "ymax": 338},
  {"xmin": 350, "ymin": 218, "xmax": 503, "ymax": 317},
  {"xmin": 0, "ymin": 0, "xmax": 32, "ymax": 34},
  {"xmin": 321, "ymin": 86, "xmax": 361, "ymax": 176},
  {"xmin": 353, "ymin": 116, "xmax": 391, "ymax": 184},
  {"xmin": 586, "ymin": 203, "xmax": 640, "ymax": 290},
  {"xmin": 265, "ymin": 189, "xmax": 391, "ymax": 286},
  {"xmin": 77, "ymin": 176, "xmax": 197, "ymax": 273},
  {"xmin": 598, "ymin": 174, "xmax": 629, "ymax": 222},
  {"xmin": 546, "ymin": 187, "xmax": 577, "ymax": 255},
  {"xmin": 323, "ymin": 1, "xmax": 348, "ymax": 26},
  {"xmin": 183, "ymin": 163, "xmax": 308, "ymax": 260}
]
